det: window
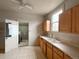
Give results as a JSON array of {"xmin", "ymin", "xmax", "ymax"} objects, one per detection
[{"xmin": 51, "ymin": 9, "xmax": 63, "ymax": 32}]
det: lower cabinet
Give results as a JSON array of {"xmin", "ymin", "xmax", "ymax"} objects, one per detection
[
  {"xmin": 40, "ymin": 38, "xmax": 72, "ymax": 59},
  {"xmin": 40, "ymin": 38, "xmax": 47, "ymax": 56},
  {"xmin": 53, "ymin": 46, "xmax": 64, "ymax": 59},
  {"xmin": 43, "ymin": 40, "xmax": 47, "ymax": 56},
  {"xmin": 53, "ymin": 52, "xmax": 62, "ymax": 59},
  {"xmin": 40, "ymin": 38, "xmax": 43, "ymax": 51},
  {"xmin": 47, "ymin": 42, "xmax": 53, "ymax": 59},
  {"xmin": 64, "ymin": 54, "xmax": 72, "ymax": 59}
]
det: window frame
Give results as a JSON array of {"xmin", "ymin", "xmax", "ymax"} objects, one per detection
[{"xmin": 51, "ymin": 9, "xmax": 63, "ymax": 32}]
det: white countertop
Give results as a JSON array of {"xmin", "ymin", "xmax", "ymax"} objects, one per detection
[{"xmin": 40, "ymin": 36, "xmax": 79, "ymax": 59}]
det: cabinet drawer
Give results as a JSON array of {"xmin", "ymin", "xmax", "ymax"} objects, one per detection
[
  {"xmin": 53, "ymin": 47, "xmax": 64, "ymax": 57},
  {"xmin": 47, "ymin": 42, "xmax": 52, "ymax": 48}
]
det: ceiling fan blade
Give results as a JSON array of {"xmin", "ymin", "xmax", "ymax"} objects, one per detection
[
  {"xmin": 11, "ymin": 0, "xmax": 33, "ymax": 9},
  {"xmin": 24, "ymin": 3, "xmax": 33, "ymax": 9},
  {"xmin": 25, "ymin": 5, "xmax": 33, "ymax": 9}
]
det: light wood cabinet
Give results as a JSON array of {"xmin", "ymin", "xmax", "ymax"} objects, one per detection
[
  {"xmin": 40, "ymin": 38, "xmax": 47, "ymax": 56},
  {"xmin": 40, "ymin": 38, "xmax": 72, "ymax": 59},
  {"xmin": 53, "ymin": 46, "xmax": 64, "ymax": 57},
  {"xmin": 64, "ymin": 54, "xmax": 72, "ymax": 59},
  {"xmin": 47, "ymin": 42, "xmax": 52, "ymax": 59},
  {"xmin": 43, "ymin": 40, "xmax": 47, "ymax": 56},
  {"xmin": 53, "ymin": 46, "xmax": 63, "ymax": 59},
  {"xmin": 72, "ymin": 5, "xmax": 79, "ymax": 34},
  {"xmin": 43, "ymin": 20, "xmax": 50, "ymax": 33},
  {"xmin": 53, "ymin": 52, "xmax": 62, "ymax": 59},
  {"xmin": 59, "ymin": 9, "xmax": 72, "ymax": 33},
  {"xmin": 59, "ymin": 4, "xmax": 79, "ymax": 34},
  {"xmin": 40, "ymin": 38, "xmax": 43, "ymax": 51}
]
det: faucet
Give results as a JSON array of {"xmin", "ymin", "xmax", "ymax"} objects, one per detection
[{"xmin": 48, "ymin": 31, "xmax": 53, "ymax": 38}]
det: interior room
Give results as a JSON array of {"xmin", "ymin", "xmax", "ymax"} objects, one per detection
[{"xmin": 0, "ymin": 0, "xmax": 79, "ymax": 59}]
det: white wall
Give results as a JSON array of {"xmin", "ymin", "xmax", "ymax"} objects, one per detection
[
  {"xmin": 5, "ymin": 19, "xmax": 19, "ymax": 52},
  {"xmin": 47, "ymin": 3, "xmax": 64, "ymax": 20},
  {"xmin": 29, "ymin": 19, "xmax": 42, "ymax": 45},
  {"xmin": 18, "ymin": 15, "xmax": 44, "ymax": 45},
  {"xmin": 65, "ymin": 0, "xmax": 79, "ymax": 10},
  {"xmin": 0, "ymin": 10, "xmax": 44, "ymax": 46},
  {"xmin": 47, "ymin": 0, "xmax": 79, "ymax": 19}
]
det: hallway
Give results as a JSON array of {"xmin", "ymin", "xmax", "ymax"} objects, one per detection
[
  {"xmin": 19, "ymin": 40, "xmax": 28, "ymax": 47},
  {"xmin": 0, "ymin": 46, "xmax": 46, "ymax": 59}
]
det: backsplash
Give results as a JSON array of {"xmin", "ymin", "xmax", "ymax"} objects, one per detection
[{"xmin": 52, "ymin": 32, "xmax": 79, "ymax": 48}]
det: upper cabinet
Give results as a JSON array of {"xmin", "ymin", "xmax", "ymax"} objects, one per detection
[
  {"xmin": 38, "ymin": 20, "xmax": 50, "ymax": 35},
  {"xmin": 59, "ymin": 9, "xmax": 72, "ymax": 33},
  {"xmin": 59, "ymin": 4, "xmax": 79, "ymax": 34},
  {"xmin": 72, "ymin": 5, "xmax": 79, "ymax": 34},
  {"xmin": 43, "ymin": 20, "xmax": 50, "ymax": 32}
]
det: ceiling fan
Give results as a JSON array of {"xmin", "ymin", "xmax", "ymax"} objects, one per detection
[{"xmin": 12, "ymin": 0, "xmax": 33, "ymax": 9}]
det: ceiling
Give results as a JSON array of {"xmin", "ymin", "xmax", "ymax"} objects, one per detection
[{"xmin": 0, "ymin": 0, "xmax": 64, "ymax": 15}]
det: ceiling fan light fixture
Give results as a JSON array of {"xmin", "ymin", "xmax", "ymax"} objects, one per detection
[
  {"xmin": 12, "ymin": 0, "xmax": 33, "ymax": 10},
  {"xmin": 18, "ymin": 5, "xmax": 33, "ymax": 9},
  {"xmin": 25, "ymin": 5, "xmax": 33, "ymax": 9}
]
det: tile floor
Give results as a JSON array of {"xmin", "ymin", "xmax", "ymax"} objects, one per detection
[{"xmin": 0, "ymin": 46, "xmax": 46, "ymax": 59}]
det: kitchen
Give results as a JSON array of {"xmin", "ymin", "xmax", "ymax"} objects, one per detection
[{"xmin": 0, "ymin": 0, "xmax": 79, "ymax": 59}]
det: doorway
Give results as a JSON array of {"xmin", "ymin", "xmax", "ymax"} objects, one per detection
[{"xmin": 19, "ymin": 23, "xmax": 29, "ymax": 47}]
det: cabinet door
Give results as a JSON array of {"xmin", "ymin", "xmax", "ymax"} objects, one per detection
[
  {"xmin": 46, "ymin": 20, "xmax": 50, "ymax": 32},
  {"xmin": 43, "ymin": 20, "xmax": 50, "ymax": 32},
  {"xmin": 59, "ymin": 10, "xmax": 72, "ymax": 33},
  {"xmin": 53, "ymin": 52, "xmax": 63, "ymax": 59},
  {"xmin": 53, "ymin": 46, "xmax": 64, "ymax": 57},
  {"xmin": 72, "ymin": 5, "xmax": 79, "ymax": 34},
  {"xmin": 47, "ymin": 43, "xmax": 52, "ymax": 59},
  {"xmin": 43, "ymin": 40, "xmax": 47, "ymax": 56},
  {"xmin": 40, "ymin": 39, "xmax": 47, "ymax": 56},
  {"xmin": 53, "ymin": 46, "xmax": 63, "ymax": 59},
  {"xmin": 40, "ymin": 38, "xmax": 43, "ymax": 51}
]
